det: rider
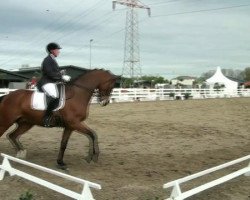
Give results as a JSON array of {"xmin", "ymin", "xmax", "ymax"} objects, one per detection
[{"xmin": 38, "ymin": 42, "xmax": 71, "ymax": 127}]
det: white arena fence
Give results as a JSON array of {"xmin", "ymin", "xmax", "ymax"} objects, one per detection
[
  {"xmin": 110, "ymin": 88, "xmax": 250, "ymax": 102},
  {"xmin": 0, "ymin": 88, "xmax": 16, "ymax": 96},
  {"xmin": 163, "ymin": 155, "xmax": 250, "ymax": 200},
  {"xmin": 0, "ymin": 88, "xmax": 249, "ymax": 103},
  {"xmin": 0, "ymin": 153, "xmax": 101, "ymax": 200}
]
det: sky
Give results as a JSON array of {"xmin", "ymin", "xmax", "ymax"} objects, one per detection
[{"xmin": 0, "ymin": 0, "xmax": 250, "ymax": 79}]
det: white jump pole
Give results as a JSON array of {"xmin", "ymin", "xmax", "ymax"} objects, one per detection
[
  {"xmin": 163, "ymin": 155, "xmax": 250, "ymax": 200},
  {"xmin": 0, "ymin": 153, "xmax": 101, "ymax": 200}
]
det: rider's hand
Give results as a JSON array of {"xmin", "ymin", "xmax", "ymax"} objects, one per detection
[
  {"xmin": 62, "ymin": 75, "xmax": 71, "ymax": 82},
  {"xmin": 60, "ymin": 70, "xmax": 66, "ymax": 75}
]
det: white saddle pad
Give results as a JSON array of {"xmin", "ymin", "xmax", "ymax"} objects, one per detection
[{"xmin": 31, "ymin": 85, "xmax": 66, "ymax": 111}]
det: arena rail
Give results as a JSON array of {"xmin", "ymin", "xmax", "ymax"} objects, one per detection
[
  {"xmin": 0, "ymin": 153, "xmax": 101, "ymax": 200},
  {"xmin": 111, "ymin": 88, "xmax": 250, "ymax": 102},
  {"xmin": 0, "ymin": 88, "xmax": 250, "ymax": 102},
  {"xmin": 163, "ymin": 154, "xmax": 250, "ymax": 200}
]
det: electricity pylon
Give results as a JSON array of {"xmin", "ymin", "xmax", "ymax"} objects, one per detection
[{"xmin": 113, "ymin": 0, "xmax": 150, "ymax": 87}]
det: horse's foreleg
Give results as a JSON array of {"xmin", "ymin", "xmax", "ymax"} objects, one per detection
[
  {"xmin": 73, "ymin": 123, "xmax": 99, "ymax": 163},
  {"xmin": 57, "ymin": 128, "xmax": 72, "ymax": 170},
  {"xmin": 6, "ymin": 122, "xmax": 33, "ymax": 159}
]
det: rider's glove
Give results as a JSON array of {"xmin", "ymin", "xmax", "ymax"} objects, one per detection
[
  {"xmin": 60, "ymin": 70, "xmax": 66, "ymax": 75},
  {"xmin": 62, "ymin": 75, "xmax": 71, "ymax": 82}
]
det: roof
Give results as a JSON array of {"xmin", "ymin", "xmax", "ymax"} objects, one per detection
[
  {"xmin": 227, "ymin": 76, "xmax": 245, "ymax": 84},
  {"xmin": 12, "ymin": 65, "xmax": 89, "ymax": 72},
  {"xmin": 172, "ymin": 76, "xmax": 196, "ymax": 80},
  {"xmin": 206, "ymin": 67, "xmax": 238, "ymax": 84},
  {"xmin": 0, "ymin": 68, "xmax": 29, "ymax": 80},
  {"xmin": 60, "ymin": 65, "xmax": 89, "ymax": 71},
  {"xmin": 244, "ymin": 81, "xmax": 250, "ymax": 86},
  {"xmin": 206, "ymin": 67, "xmax": 239, "ymax": 92},
  {"xmin": 11, "ymin": 65, "xmax": 90, "ymax": 79}
]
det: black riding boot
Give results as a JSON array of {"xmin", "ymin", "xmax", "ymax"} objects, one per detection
[{"xmin": 43, "ymin": 96, "xmax": 59, "ymax": 127}]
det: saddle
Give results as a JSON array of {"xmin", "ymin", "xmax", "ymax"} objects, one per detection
[{"xmin": 31, "ymin": 84, "xmax": 66, "ymax": 111}]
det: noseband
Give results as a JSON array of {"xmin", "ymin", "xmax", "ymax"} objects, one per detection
[{"xmin": 70, "ymin": 77, "xmax": 116, "ymax": 99}]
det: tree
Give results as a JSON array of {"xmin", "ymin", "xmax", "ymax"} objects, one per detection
[
  {"xmin": 141, "ymin": 75, "xmax": 168, "ymax": 84},
  {"xmin": 201, "ymin": 68, "xmax": 245, "ymax": 81},
  {"xmin": 200, "ymin": 70, "xmax": 215, "ymax": 79},
  {"xmin": 120, "ymin": 75, "xmax": 169, "ymax": 88},
  {"xmin": 121, "ymin": 77, "xmax": 134, "ymax": 88},
  {"xmin": 243, "ymin": 67, "xmax": 250, "ymax": 81},
  {"xmin": 213, "ymin": 82, "xmax": 225, "ymax": 91},
  {"xmin": 192, "ymin": 77, "xmax": 206, "ymax": 87}
]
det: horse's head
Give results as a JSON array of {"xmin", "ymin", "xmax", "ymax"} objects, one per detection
[
  {"xmin": 69, "ymin": 69, "xmax": 120, "ymax": 106},
  {"xmin": 96, "ymin": 70, "xmax": 120, "ymax": 106}
]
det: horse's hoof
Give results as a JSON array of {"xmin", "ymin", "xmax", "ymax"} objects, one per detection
[
  {"xmin": 16, "ymin": 150, "xmax": 27, "ymax": 159},
  {"xmin": 92, "ymin": 154, "xmax": 99, "ymax": 163},
  {"xmin": 56, "ymin": 164, "xmax": 69, "ymax": 171},
  {"xmin": 84, "ymin": 156, "xmax": 92, "ymax": 163}
]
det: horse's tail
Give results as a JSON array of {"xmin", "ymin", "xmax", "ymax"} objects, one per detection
[{"xmin": 0, "ymin": 95, "xmax": 6, "ymax": 103}]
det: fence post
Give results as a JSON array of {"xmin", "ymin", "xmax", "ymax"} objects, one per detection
[
  {"xmin": 168, "ymin": 181, "xmax": 182, "ymax": 200},
  {"xmin": 0, "ymin": 154, "xmax": 101, "ymax": 199},
  {"xmin": 245, "ymin": 162, "xmax": 250, "ymax": 176},
  {"xmin": 79, "ymin": 183, "xmax": 94, "ymax": 200},
  {"xmin": 164, "ymin": 155, "xmax": 250, "ymax": 200},
  {"xmin": 0, "ymin": 157, "xmax": 14, "ymax": 180}
]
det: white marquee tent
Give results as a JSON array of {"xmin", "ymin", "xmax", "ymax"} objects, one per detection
[{"xmin": 206, "ymin": 67, "xmax": 238, "ymax": 92}]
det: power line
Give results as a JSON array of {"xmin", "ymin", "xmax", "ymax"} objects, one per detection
[
  {"xmin": 152, "ymin": 3, "xmax": 250, "ymax": 18},
  {"xmin": 22, "ymin": 0, "xmax": 88, "ymax": 45},
  {"xmin": 147, "ymin": 0, "xmax": 183, "ymax": 6},
  {"xmin": 31, "ymin": 0, "xmax": 107, "ymax": 46},
  {"xmin": 0, "ymin": 0, "xmax": 108, "ymax": 67},
  {"xmin": 28, "ymin": 3, "xmax": 250, "ymax": 61},
  {"xmin": 92, "ymin": 2, "xmax": 250, "ymax": 46},
  {"xmin": 1, "ymin": 2, "xmax": 250, "ymax": 68},
  {"xmin": 57, "ymin": 10, "xmax": 122, "ymax": 43},
  {"xmin": 76, "ymin": 2, "xmax": 250, "ymax": 68},
  {"xmin": 31, "ymin": 9, "xmax": 124, "ymax": 60},
  {"xmin": 61, "ymin": 9, "xmax": 127, "ymax": 57}
]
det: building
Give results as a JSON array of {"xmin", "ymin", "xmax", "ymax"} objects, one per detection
[
  {"xmin": 244, "ymin": 81, "xmax": 250, "ymax": 88},
  {"xmin": 12, "ymin": 65, "xmax": 90, "ymax": 79},
  {"xmin": 0, "ymin": 68, "xmax": 29, "ymax": 88},
  {"xmin": 171, "ymin": 76, "xmax": 196, "ymax": 87},
  {"xmin": 12, "ymin": 66, "xmax": 121, "ymax": 88}
]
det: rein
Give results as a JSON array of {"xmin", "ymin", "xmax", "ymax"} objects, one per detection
[
  {"xmin": 70, "ymin": 77, "xmax": 116, "ymax": 93},
  {"xmin": 71, "ymin": 83, "xmax": 94, "ymax": 94},
  {"xmin": 66, "ymin": 76, "xmax": 117, "ymax": 100},
  {"xmin": 64, "ymin": 83, "xmax": 96, "ymax": 101}
]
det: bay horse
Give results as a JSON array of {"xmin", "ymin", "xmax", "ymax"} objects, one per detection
[{"xmin": 0, "ymin": 69, "xmax": 119, "ymax": 168}]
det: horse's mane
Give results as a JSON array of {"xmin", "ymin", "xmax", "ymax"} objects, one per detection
[{"xmin": 68, "ymin": 68, "xmax": 115, "ymax": 84}]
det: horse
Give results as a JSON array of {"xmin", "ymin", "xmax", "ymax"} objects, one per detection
[{"xmin": 0, "ymin": 69, "xmax": 119, "ymax": 169}]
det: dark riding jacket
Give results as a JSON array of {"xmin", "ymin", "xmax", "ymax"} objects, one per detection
[{"xmin": 38, "ymin": 55, "xmax": 62, "ymax": 87}]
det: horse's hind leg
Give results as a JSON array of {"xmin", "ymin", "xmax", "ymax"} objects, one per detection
[{"xmin": 6, "ymin": 121, "xmax": 33, "ymax": 159}]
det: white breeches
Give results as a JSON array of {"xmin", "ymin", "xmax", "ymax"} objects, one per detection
[{"xmin": 42, "ymin": 83, "xmax": 59, "ymax": 98}]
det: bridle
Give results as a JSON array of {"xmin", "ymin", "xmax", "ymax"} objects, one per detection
[
  {"xmin": 69, "ymin": 77, "xmax": 117, "ymax": 100},
  {"xmin": 71, "ymin": 83, "xmax": 94, "ymax": 94}
]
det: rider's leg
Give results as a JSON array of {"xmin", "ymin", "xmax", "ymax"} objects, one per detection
[
  {"xmin": 42, "ymin": 83, "xmax": 59, "ymax": 127},
  {"xmin": 43, "ymin": 96, "xmax": 59, "ymax": 126}
]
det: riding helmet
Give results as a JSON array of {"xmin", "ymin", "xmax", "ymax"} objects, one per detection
[{"xmin": 46, "ymin": 42, "xmax": 62, "ymax": 53}]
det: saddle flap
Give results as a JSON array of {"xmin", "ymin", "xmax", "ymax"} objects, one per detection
[{"xmin": 31, "ymin": 84, "xmax": 66, "ymax": 111}]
